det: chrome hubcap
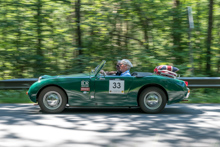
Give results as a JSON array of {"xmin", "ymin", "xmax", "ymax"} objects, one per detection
[
  {"xmin": 43, "ymin": 91, "xmax": 62, "ymax": 110},
  {"xmin": 144, "ymin": 92, "xmax": 162, "ymax": 110}
]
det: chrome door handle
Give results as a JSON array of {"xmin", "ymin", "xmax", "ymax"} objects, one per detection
[{"xmin": 99, "ymin": 77, "xmax": 105, "ymax": 80}]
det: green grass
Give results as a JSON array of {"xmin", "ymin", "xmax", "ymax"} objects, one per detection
[
  {"xmin": 0, "ymin": 88, "xmax": 220, "ymax": 104},
  {"xmin": 181, "ymin": 88, "xmax": 220, "ymax": 103},
  {"xmin": 0, "ymin": 90, "xmax": 32, "ymax": 103}
]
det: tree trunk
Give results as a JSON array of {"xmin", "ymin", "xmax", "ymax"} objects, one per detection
[
  {"xmin": 217, "ymin": 24, "xmax": 220, "ymax": 74},
  {"xmin": 206, "ymin": 0, "xmax": 214, "ymax": 75},
  {"xmin": 196, "ymin": 1, "xmax": 203, "ymax": 73},
  {"xmin": 218, "ymin": 50, "xmax": 220, "ymax": 73},
  {"xmin": 36, "ymin": 0, "xmax": 43, "ymax": 76},
  {"xmin": 172, "ymin": 0, "xmax": 183, "ymax": 64},
  {"xmin": 125, "ymin": 19, "xmax": 129, "ymax": 55},
  {"xmin": 75, "ymin": 0, "xmax": 83, "ymax": 71},
  {"xmin": 0, "ymin": 0, "xmax": 7, "ymax": 79},
  {"xmin": 15, "ymin": 1, "xmax": 23, "ymax": 78},
  {"xmin": 135, "ymin": 5, "xmax": 149, "ymax": 50},
  {"xmin": 75, "ymin": 0, "xmax": 82, "ymax": 49}
]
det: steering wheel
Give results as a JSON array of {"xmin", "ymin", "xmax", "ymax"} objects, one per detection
[
  {"xmin": 102, "ymin": 71, "xmax": 106, "ymax": 76},
  {"xmin": 100, "ymin": 70, "xmax": 106, "ymax": 76}
]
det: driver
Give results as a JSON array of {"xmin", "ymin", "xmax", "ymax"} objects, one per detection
[
  {"xmin": 100, "ymin": 60, "xmax": 122, "ymax": 75},
  {"xmin": 119, "ymin": 59, "xmax": 133, "ymax": 76},
  {"xmin": 115, "ymin": 60, "xmax": 122, "ymax": 75}
]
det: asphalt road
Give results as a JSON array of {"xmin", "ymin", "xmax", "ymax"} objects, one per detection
[{"xmin": 0, "ymin": 104, "xmax": 220, "ymax": 147}]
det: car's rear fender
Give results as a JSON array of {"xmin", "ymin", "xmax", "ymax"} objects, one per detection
[{"xmin": 137, "ymin": 84, "xmax": 169, "ymax": 106}]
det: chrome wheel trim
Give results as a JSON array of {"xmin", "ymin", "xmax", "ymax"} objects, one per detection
[
  {"xmin": 43, "ymin": 91, "xmax": 62, "ymax": 110},
  {"xmin": 144, "ymin": 91, "xmax": 162, "ymax": 110}
]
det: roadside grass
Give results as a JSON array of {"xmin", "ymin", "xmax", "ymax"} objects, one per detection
[
  {"xmin": 0, "ymin": 88, "xmax": 219, "ymax": 104},
  {"xmin": 181, "ymin": 88, "xmax": 220, "ymax": 103},
  {"xmin": 0, "ymin": 90, "xmax": 32, "ymax": 103}
]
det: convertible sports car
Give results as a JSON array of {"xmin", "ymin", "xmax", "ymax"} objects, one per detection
[{"xmin": 27, "ymin": 60, "xmax": 190, "ymax": 113}]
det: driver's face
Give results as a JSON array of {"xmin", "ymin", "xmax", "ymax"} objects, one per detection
[
  {"xmin": 119, "ymin": 63, "xmax": 127, "ymax": 73},
  {"xmin": 116, "ymin": 63, "xmax": 121, "ymax": 71}
]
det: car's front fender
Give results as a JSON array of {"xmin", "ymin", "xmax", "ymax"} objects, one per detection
[{"xmin": 27, "ymin": 79, "xmax": 60, "ymax": 103}]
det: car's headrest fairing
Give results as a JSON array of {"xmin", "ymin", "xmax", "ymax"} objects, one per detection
[{"xmin": 131, "ymin": 72, "xmax": 153, "ymax": 77}]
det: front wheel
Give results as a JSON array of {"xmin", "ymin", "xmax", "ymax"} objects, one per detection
[
  {"xmin": 38, "ymin": 86, "xmax": 67, "ymax": 113},
  {"xmin": 139, "ymin": 87, "xmax": 167, "ymax": 114}
]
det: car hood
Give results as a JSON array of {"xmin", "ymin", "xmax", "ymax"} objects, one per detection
[{"xmin": 39, "ymin": 73, "xmax": 90, "ymax": 80}]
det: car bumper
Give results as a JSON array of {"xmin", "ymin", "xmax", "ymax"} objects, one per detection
[
  {"xmin": 26, "ymin": 91, "xmax": 37, "ymax": 103},
  {"xmin": 184, "ymin": 88, "xmax": 190, "ymax": 99}
]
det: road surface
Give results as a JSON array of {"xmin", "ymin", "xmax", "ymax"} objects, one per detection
[{"xmin": 0, "ymin": 104, "xmax": 220, "ymax": 147}]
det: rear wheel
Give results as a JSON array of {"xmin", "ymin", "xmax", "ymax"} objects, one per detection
[
  {"xmin": 139, "ymin": 87, "xmax": 167, "ymax": 113},
  {"xmin": 38, "ymin": 86, "xmax": 67, "ymax": 113}
]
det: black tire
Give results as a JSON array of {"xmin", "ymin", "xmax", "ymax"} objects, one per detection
[
  {"xmin": 139, "ymin": 87, "xmax": 167, "ymax": 114},
  {"xmin": 38, "ymin": 86, "xmax": 67, "ymax": 113}
]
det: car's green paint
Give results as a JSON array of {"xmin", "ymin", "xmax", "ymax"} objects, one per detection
[{"xmin": 27, "ymin": 61, "xmax": 189, "ymax": 107}]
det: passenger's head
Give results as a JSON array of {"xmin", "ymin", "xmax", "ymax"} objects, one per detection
[{"xmin": 120, "ymin": 59, "xmax": 133, "ymax": 72}]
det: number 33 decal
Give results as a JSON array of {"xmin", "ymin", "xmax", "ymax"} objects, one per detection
[
  {"xmin": 109, "ymin": 80, "xmax": 124, "ymax": 94},
  {"xmin": 112, "ymin": 82, "xmax": 121, "ymax": 89}
]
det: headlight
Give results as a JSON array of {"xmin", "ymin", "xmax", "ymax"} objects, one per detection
[{"xmin": 38, "ymin": 76, "xmax": 42, "ymax": 81}]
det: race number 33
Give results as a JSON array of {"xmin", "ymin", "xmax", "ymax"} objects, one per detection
[{"xmin": 109, "ymin": 80, "xmax": 124, "ymax": 94}]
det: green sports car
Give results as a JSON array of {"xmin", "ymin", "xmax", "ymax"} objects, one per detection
[{"xmin": 27, "ymin": 60, "xmax": 190, "ymax": 113}]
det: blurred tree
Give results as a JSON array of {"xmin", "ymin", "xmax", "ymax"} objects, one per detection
[
  {"xmin": 172, "ymin": 0, "xmax": 184, "ymax": 64},
  {"xmin": 0, "ymin": 0, "xmax": 220, "ymax": 79},
  {"xmin": 35, "ymin": 0, "xmax": 44, "ymax": 76},
  {"xmin": 206, "ymin": 0, "xmax": 213, "ymax": 75},
  {"xmin": 75, "ymin": 0, "xmax": 83, "ymax": 72}
]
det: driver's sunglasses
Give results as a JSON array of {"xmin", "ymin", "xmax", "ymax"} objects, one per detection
[{"xmin": 116, "ymin": 64, "xmax": 122, "ymax": 67}]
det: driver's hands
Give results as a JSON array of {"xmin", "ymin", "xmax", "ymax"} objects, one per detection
[
  {"xmin": 100, "ymin": 70, "xmax": 105, "ymax": 74},
  {"xmin": 107, "ymin": 71, "xmax": 116, "ymax": 75},
  {"xmin": 100, "ymin": 70, "xmax": 116, "ymax": 75}
]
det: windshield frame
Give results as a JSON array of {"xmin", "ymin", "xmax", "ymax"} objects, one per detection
[{"xmin": 91, "ymin": 60, "xmax": 106, "ymax": 77}]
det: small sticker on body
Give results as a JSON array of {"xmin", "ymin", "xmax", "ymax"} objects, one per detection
[
  {"xmin": 81, "ymin": 80, "xmax": 90, "ymax": 91},
  {"xmin": 81, "ymin": 87, "xmax": 90, "ymax": 91},
  {"xmin": 81, "ymin": 80, "xmax": 89, "ymax": 87}
]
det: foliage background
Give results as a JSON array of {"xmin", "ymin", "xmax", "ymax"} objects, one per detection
[
  {"xmin": 0, "ymin": 0, "xmax": 220, "ymax": 103},
  {"xmin": 0, "ymin": 0, "xmax": 220, "ymax": 80}
]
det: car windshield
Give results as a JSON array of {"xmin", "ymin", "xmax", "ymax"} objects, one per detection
[
  {"xmin": 91, "ymin": 60, "xmax": 106, "ymax": 76},
  {"xmin": 94, "ymin": 65, "xmax": 100, "ymax": 72}
]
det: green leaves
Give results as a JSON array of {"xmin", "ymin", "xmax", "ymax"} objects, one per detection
[{"xmin": 0, "ymin": 0, "xmax": 220, "ymax": 80}]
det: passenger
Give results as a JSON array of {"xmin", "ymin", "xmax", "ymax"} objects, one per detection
[{"xmin": 119, "ymin": 59, "xmax": 133, "ymax": 76}]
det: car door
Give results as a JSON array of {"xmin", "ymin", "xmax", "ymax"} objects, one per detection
[
  {"xmin": 66, "ymin": 77, "xmax": 97, "ymax": 106},
  {"xmin": 93, "ymin": 75, "xmax": 134, "ymax": 106}
]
